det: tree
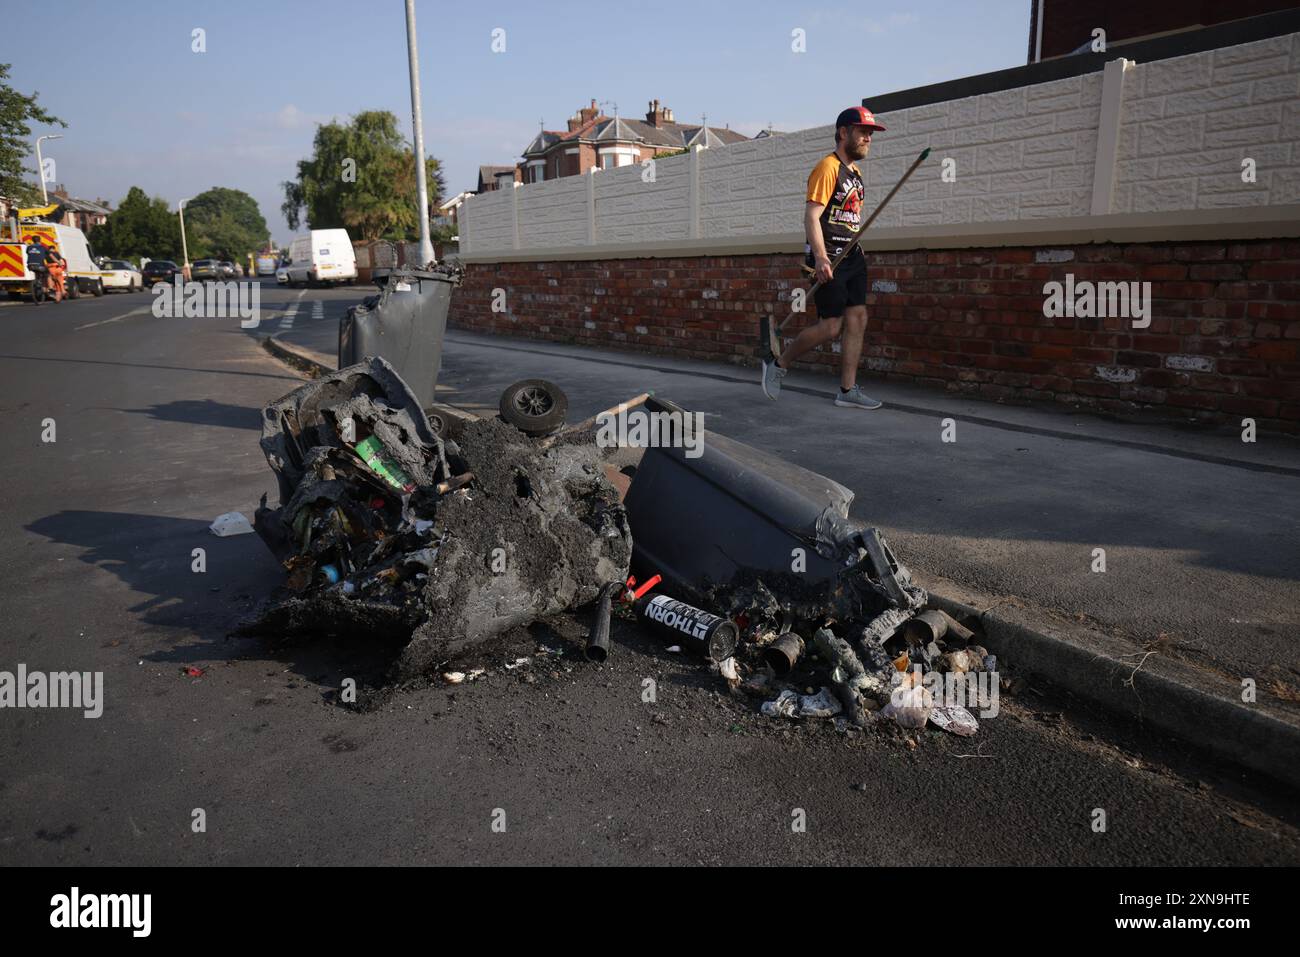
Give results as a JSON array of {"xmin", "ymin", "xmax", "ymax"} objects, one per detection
[
  {"xmin": 183, "ymin": 186, "xmax": 269, "ymax": 261},
  {"xmin": 0, "ymin": 63, "xmax": 65, "ymax": 200},
  {"xmin": 281, "ymin": 110, "xmax": 447, "ymax": 242},
  {"xmin": 88, "ymin": 187, "xmax": 182, "ymax": 261}
]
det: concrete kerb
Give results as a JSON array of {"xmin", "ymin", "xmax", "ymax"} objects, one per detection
[
  {"xmin": 262, "ymin": 332, "xmax": 331, "ymax": 378},
  {"xmin": 923, "ymin": 588, "xmax": 1300, "ymax": 792}
]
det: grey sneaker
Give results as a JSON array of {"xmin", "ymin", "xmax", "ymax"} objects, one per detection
[
  {"xmin": 834, "ymin": 385, "xmax": 883, "ymax": 410},
  {"xmin": 761, "ymin": 356, "xmax": 787, "ymax": 400}
]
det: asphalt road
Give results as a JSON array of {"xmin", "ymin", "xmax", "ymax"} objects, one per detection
[{"xmin": 1, "ymin": 282, "xmax": 1297, "ymax": 865}]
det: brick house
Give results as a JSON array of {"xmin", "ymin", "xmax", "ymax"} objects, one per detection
[
  {"xmin": 519, "ymin": 99, "xmax": 751, "ymax": 183},
  {"xmin": 49, "ymin": 188, "xmax": 111, "ymax": 232}
]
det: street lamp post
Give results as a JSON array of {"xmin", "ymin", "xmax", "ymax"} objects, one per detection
[
  {"xmin": 404, "ymin": 0, "xmax": 435, "ymax": 267},
  {"xmin": 178, "ymin": 198, "xmax": 192, "ymax": 278},
  {"xmin": 35, "ymin": 134, "xmax": 64, "ymax": 204}
]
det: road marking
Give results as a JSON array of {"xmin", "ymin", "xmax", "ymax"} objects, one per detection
[
  {"xmin": 75, "ymin": 306, "xmax": 153, "ymax": 330},
  {"xmin": 311, "ymin": 301, "xmax": 324, "ymax": 319}
]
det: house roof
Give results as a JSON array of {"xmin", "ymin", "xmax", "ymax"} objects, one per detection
[
  {"xmin": 58, "ymin": 195, "xmax": 112, "ymax": 215},
  {"xmin": 439, "ymin": 191, "xmax": 475, "ymax": 211},
  {"xmin": 476, "ymin": 165, "xmax": 519, "ymax": 192},
  {"xmin": 592, "ymin": 116, "xmax": 639, "ymax": 143},
  {"xmin": 524, "ymin": 115, "xmax": 750, "ymax": 157}
]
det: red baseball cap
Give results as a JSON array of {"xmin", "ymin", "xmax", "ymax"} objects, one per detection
[{"xmin": 836, "ymin": 105, "xmax": 886, "ymax": 132}]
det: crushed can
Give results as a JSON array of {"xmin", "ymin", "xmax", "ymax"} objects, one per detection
[{"xmin": 634, "ymin": 593, "xmax": 737, "ymax": 662}]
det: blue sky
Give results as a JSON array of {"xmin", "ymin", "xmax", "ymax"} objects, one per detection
[{"xmin": 5, "ymin": 0, "xmax": 1029, "ymax": 243}]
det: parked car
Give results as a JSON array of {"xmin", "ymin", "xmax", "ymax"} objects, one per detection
[
  {"xmin": 99, "ymin": 259, "xmax": 143, "ymax": 292},
  {"xmin": 219, "ymin": 261, "xmax": 237, "ymax": 279},
  {"xmin": 192, "ymin": 259, "xmax": 222, "ymax": 280},
  {"xmin": 142, "ymin": 260, "xmax": 180, "ymax": 287},
  {"xmin": 283, "ymin": 228, "xmax": 357, "ymax": 287}
]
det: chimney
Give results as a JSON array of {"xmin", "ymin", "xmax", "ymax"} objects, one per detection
[
  {"xmin": 645, "ymin": 98, "xmax": 671, "ymax": 128},
  {"xmin": 570, "ymin": 98, "xmax": 601, "ymax": 131}
]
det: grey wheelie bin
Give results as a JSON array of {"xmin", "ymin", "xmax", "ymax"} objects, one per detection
[{"xmin": 338, "ymin": 265, "xmax": 462, "ymax": 409}]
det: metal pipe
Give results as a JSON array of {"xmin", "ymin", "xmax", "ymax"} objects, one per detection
[
  {"xmin": 35, "ymin": 134, "xmax": 62, "ymax": 204},
  {"xmin": 404, "ymin": 0, "xmax": 435, "ymax": 268},
  {"xmin": 763, "ymin": 632, "xmax": 805, "ymax": 675},
  {"xmin": 585, "ymin": 580, "xmax": 622, "ymax": 662},
  {"xmin": 1034, "ymin": 0, "xmax": 1045, "ymax": 63},
  {"xmin": 937, "ymin": 609, "xmax": 976, "ymax": 643},
  {"xmin": 906, "ymin": 609, "xmax": 949, "ymax": 645},
  {"xmin": 178, "ymin": 198, "xmax": 192, "ymax": 272}
]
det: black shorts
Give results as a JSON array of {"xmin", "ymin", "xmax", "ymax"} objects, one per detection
[{"xmin": 807, "ymin": 249, "xmax": 868, "ymax": 319}]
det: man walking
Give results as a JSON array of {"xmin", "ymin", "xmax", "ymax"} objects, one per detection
[{"xmin": 762, "ymin": 105, "xmax": 886, "ymax": 409}]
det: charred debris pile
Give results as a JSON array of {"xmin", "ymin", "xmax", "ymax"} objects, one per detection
[
  {"xmin": 244, "ymin": 362, "xmax": 996, "ymax": 737},
  {"xmin": 244, "ymin": 358, "xmax": 630, "ymax": 678}
]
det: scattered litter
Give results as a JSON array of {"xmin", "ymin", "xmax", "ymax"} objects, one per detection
[
  {"xmin": 880, "ymin": 672, "xmax": 933, "ymax": 729},
  {"xmin": 761, "ymin": 689, "xmax": 799, "ymax": 718},
  {"xmin": 442, "ymin": 672, "xmax": 465, "ymax": 684},
  {"xmin": 930, "ymin": 705, "xmax": 979, "ymax": 736},
  {"xmin": 666, "ymin": 645, "xmax": 682, "ymax": 653},
  {"xmin": 797, "ymin": 687, "xmax": 843, "ymax": 718},
  {"xmin": 181, "ymin": 666, "xmax": 205, "ymax": 678},
  {"xmin": 761, "ymin": 687, "xmax": 844, "ymax": 719},
  {"xmin": 504, "ymin": 657, "xmax": 531, "ymax": 670},
  {"xmin": 209, "ymin": 512, "xmax": 253, "ymax": 537},
  {"xmin": 939, "ymin": 650, "xmax": 979, "ymax": 673}
]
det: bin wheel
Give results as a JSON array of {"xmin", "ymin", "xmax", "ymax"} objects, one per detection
[
  {"xmin": 427, "ymin": 411, "xmax": 447, "ymax": 439},
  {"xmin": 498, "ymin": 379, "xmax": 568, "ymax": 437}
]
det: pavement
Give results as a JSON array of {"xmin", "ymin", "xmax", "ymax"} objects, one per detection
[{"xmin": 2, "ymin": 281, "xmax": 1298, "ymax": 866}]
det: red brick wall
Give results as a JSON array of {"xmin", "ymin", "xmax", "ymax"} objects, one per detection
[{"xmin": 447, "ymin": 239, "xmax": 1300, "ymax": 433}]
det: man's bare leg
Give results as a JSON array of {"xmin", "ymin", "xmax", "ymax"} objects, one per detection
[
  {"xmin": 777, "ymin": 315, "xmax": 843, "ymax": 369},
  {"xmin": 839, "ymin": 305, "xmax": 867, "ymax": 390}
]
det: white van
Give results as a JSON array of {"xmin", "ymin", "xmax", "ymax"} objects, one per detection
[
  {"xmin": 283, "ymin": 228, "xmax": 357, "ymax": 287},
  {"xmin": 0, "ymin": 220, "xmax": 106, "ymax": 299}
]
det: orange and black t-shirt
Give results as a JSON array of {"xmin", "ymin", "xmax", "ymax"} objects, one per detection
[{"xmin": 806, "ymin": 153, "xmax": 865, "ymax": 255}]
